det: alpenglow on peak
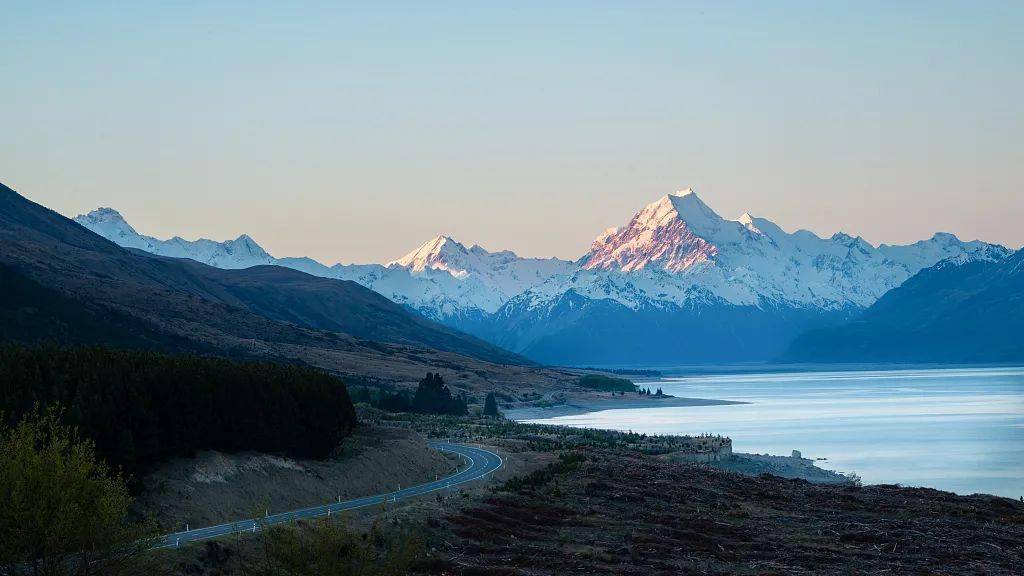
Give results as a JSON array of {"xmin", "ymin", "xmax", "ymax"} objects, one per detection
[{"xmin": 389, "ymin": 235, "xmax": 470, "ymax": 272}]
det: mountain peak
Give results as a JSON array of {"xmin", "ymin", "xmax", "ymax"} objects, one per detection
[
  {"xmin": 390, "ymin": 234, "xmax": 470, "ymax": 271},
  {"xmin": 225, "ymin": 234, "xmax": 272, "ymax": 258},
  {"xmin": 74, "ymin": 207, "xmax": 144, "ymax": 246},
  {"xmin": 582, "ymin": 188, "xmax": 730, "ymax": 272},
  {"xmin": 635, "ymin": 188, "xmax": 720, "ymax": 231},
  {"xmin": 80, "ymin": 207, "xmax": 128, "ymax": 223}
]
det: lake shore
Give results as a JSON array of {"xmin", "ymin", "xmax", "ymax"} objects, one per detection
[{"xmin": 504, "ymin": 394, "xmax": 745, "ymax": 421}]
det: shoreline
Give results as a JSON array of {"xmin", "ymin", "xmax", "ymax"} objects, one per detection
[
  {"xmin": 504, "ymin": 395, "xmax": 746, "ymax": 421},
  {"xmin": 504, "ymin": 395, "xmax": 856, "ymax": 487}
]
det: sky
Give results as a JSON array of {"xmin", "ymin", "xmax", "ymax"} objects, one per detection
[{"xmin": 2, "ymin": 1, "xmax": 1022, "ymax": 263}]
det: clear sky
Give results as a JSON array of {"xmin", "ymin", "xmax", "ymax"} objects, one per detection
[{"xmin": 3, "ymin": 1, "xmax": 1021, "ymax": 263}]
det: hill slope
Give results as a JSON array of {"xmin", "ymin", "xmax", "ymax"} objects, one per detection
[
  {"xmin": 783, "ymin": 250, "xmax": 1024, "ymax": 363},
  {"xmin": 1, "ymin": 183, "xmax": 581, "ymax": 398},
  {"xmin": 0, "ymin": 182, "xmax": 525, "ymax": 366}
]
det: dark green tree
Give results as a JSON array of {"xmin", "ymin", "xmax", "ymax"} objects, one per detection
[
  {"xmin": 482, "ymin": 393, "xmax": 500, "ymax": 417},
  {"xmin": 411, "ymin": 373, "xmax": 467, "ymax": 416}
]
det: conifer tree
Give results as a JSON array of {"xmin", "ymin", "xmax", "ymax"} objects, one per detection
[{"xmin": 483, "ymin": 392, "xmax": 500, "ymax": 417}]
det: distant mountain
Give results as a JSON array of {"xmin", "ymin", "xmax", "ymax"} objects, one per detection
[
  {"xmin": 76, "ymin": 189, "xmax": 1009, "ymax": 365},
  {"xmin": 75, "ymin": 207, "xmax": 275, "ymax": 268},
  {"xmin": 482, "ymin": 190, "xmax": 1008, "ymax": 364},
  {"xmin": 2, "ymin": 183, "xmax": 530, "ymax": 374},
  {"xmin": 75, "ymin": 209, "xmax": 575, "ymax": 327},
  {"xmin": 783, "ymin": 249, "xmax": 1024, "ymax": 363}
]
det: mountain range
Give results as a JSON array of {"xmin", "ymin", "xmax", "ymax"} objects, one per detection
[
  {"xmin": 2, "ymin": 182, "xmax": 582, "ymax": 397},
  {"xmin": 784, "ymin": 247, "xmax": 1024, "ymax": 363},
  {"xmin": 76, "ymin": 188, "xmax": 1011, "ymax": 365}
]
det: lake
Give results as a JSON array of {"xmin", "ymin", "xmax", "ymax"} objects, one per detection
[{"xmin": 522, "ymin": 366, "xmax": 1024, "ymax": 498}]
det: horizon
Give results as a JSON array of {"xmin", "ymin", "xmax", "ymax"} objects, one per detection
[{"xmin": 4, "ymin": 2, "xmax": 1022, "ymax": 262}]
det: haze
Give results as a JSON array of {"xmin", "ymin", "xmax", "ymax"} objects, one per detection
[{"xmin": 2, "ymin": 2, "xmax": 1021, "ymax": 264}]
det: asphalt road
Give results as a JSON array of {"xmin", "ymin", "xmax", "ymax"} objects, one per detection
[{"xmin": 155, "ymin": 442, "xmax": 503, "ymax": 549}]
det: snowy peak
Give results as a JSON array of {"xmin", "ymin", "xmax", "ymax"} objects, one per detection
[
  {"xmin": 75, "ymin": 208, "xmax": 149, "ymax": 249},
  {"xmin": 222, "ymin": 234, "xmax": 273, "ymax": 260},
  {"xmin": 79, "ymin": 207, "xmax": 130, "ymax": 226},
  {"xmin": 583, "ymin": 188, "xmax": 736, "ymax": 272},
  {"xmin": 390, "ymin": 234, "xmax": 470, "ymax": 273},
  {"xmin": 74, "ymin": 209, "xmax": 276, "ymax": 269},
  {"xmin": 632, "ymin": 189, "xmax": 720, "ymax": 232}
]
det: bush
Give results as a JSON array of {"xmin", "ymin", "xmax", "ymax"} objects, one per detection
[
  {"xmin": 257, "ymin": 518, "xmax": 423, "ymax": 576},
  {"xmin": 0, "ymin": 409, "xmax": 153, "ymax": 574}
]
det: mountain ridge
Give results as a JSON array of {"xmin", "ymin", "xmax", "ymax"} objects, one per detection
[
  {"xmin": 782, "ymin": 248, "xmax": 1024, "ymax": 363},
  {"xmin": 74, "ymin": 189, "xmax": 1010, "ymax": 364},
  {"xmin": 3, "ymin": 183, "xmax": 535, "ymax": 373}
]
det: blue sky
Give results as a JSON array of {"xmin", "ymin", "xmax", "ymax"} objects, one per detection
[{"xmin": 2, "ymin": 1, "xmax": 1021, "ymax": 262}]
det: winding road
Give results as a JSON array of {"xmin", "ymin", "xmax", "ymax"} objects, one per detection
[{"xmin": 156, "ymin": 442, "xmax": 503, "ymax": 549}]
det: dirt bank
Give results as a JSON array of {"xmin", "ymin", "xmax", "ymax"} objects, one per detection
[{"xmin": 133, "ymin": 425, "xmax": 454, "ymax": 530}]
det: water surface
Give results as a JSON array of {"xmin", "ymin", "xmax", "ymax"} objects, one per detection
[{"xmin": 524, "ymin": 367, "xmax": 1024, "ymax": 498}]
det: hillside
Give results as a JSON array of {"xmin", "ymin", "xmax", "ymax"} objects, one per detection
[
  {"xmin": 0, "ymin": 182, "xmax": 524, "ymax": 365},
  {"xmin": 783, "ymin": 249, "xmax": 1024, "ymax": 363},
  {"xmin": 0, "ymin": 183, "xmax": 578, "ymax": 394}
]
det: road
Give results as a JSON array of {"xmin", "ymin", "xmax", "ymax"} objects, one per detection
[{"xmin": 155, "ymin": 442, "xmax": 503, "ymax": 549}]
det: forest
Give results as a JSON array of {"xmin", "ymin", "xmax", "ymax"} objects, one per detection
[{"xmin": 0, "ymin": 344, "xmax": 358, "ymax": 479}]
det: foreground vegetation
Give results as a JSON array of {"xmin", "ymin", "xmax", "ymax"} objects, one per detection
[
  {"xmin": 0, "ymin": 345, "xmax": 357, "ymax": 478},
  {"xmin": 0, "ymin": 410, "xmax": 153, "ymax": 575},
  {"xmin": 442, "ymin": 446, "xmax": 1024, "ymax": 575}
]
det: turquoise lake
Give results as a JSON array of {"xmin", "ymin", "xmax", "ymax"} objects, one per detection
[{"xmin": 524, "ymin": 367, "xmax": 1024, "ymax": 498}]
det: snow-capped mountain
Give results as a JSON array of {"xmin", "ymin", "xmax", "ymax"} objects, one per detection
[
  {"xmin": 320, "ymin": 237, "xmax": 574, "ymax": 325},
  {"xmin": 75, "ymin": 190, "xmax": 1009, "ymax": 365},
  {"xmin": 75, "ymin": 208, "xmax": 275, "ymax": 269},
  {"xmin": 553, "ymin": 189, "xmax": 1006, "ymax": 310},
  {"xmin": 480, "ymin": 190, "xmax": 1008, "ymax": 363},
  {"xmin": 73, "ymin": 208, "xmax": 574, "ymax": 325}
]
